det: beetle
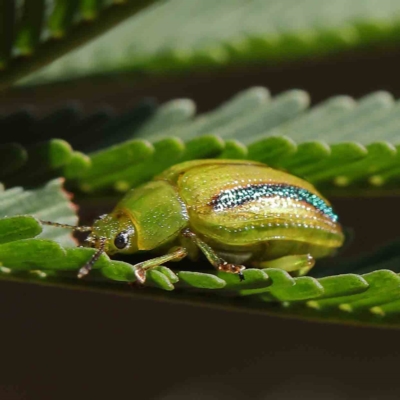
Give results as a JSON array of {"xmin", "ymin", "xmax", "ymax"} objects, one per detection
[{"xmin": 41, "ymin": 159, "xmax": 344, "ymax": 283}]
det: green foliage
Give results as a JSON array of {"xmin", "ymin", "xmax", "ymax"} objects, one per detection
[
  {"xmin": 178, "ymin": 271, "xmax": 227, "ymax": 289},
  {"xmin": 0, "ymin": 176, "xmax": 399, "ymax": 327},
  {"xmin": 0, "ymin": 179, "xmax": 77, "ymax": 246},
  {"xmin": 0, "ymin": 136, "xmax": 90, "ymax": 187},
  {"xmin": 2, "ymin": 87, "xmax": 400, "ymax": 327},
  {"xmin": 22, "ymin": 0, "xmax": 400, "ymax": 85},
  {"xmin": 1, "ymin": 0, "xmax": 400, "ymax": 331},
  {"xmin": 0, "ymin": 180, "xmax": 144, "ymax": 280},
  {"xmin": 0, "ymin": 0, "xmax": 156, "ymax": 89},
  {"xmin": 2, "ymin": 87, "xmax": 400, "ymax": 194},
  {"xmin": 0, "ymin": 216, "xmax": 41, "ymax": 244},
  {"xmin": 2, "ymin": 228, "xmax": 400, "ymax": 325}
]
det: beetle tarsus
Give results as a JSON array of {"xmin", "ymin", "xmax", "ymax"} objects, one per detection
[
  {"xmin": 134, "ymin": 268, "xmax": 147, "ymax": 284},
  {"xmin": 218, "ymin": 262, "xmax": 246, "ymax": 281},
  {"xmin": 77, "ymin": 237, "xmax": 106, "ymax": 279},
  {"xmin": 77, "ymin": 267, "xmax": 90, "ymax": 279}
]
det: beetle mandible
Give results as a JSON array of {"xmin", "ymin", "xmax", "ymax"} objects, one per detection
[{"xmin": 41, "ymin": 159, "xmax": 344, "ymax": 283}]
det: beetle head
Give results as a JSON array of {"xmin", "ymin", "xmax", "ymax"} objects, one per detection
[
  {"xmin": 86, "ymin": 210, "xmax": 138, "ymax": 255},
  {"xmin": 40, "ymin": 211, "xmax": 138, "ymax": 279}
]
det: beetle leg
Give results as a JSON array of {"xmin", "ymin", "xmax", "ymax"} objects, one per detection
[
  {"xmin": 182, "ymin": 230, "xmax": 245, "ymax": 281},
  {"xmin": 254, "ymin": 254, "xmax": 315, "ymax": 276},
  {"xmin": 132, "ymin": 246, "xmax": 188, "ymax": 284},
  {"xmin": 180, "ymin": 233, "xmax": 200, "ymax": 261}
]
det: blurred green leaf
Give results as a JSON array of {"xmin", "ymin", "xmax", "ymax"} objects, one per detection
[
  {"xmin": 15, "ymin": 0, "xmax": 46, "ymax": 56},
  {"xmin": 22, "ymin": 0, "xmax": 400, "ymax": 85},
  {"xmin": 0, "ymin": 0, "xmax": 158, "ymax": 89}
]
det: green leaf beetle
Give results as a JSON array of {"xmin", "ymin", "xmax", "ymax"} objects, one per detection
[{"xmin": 41, "ymin": 159, "xmax": 344, "ymax": 283}]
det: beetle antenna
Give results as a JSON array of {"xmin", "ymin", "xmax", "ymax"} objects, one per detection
[
  {"xmin": 78, "ymin": 237, "xmax": 106, "ymax": 279},
  {"xmin": 40, "ymin": 220, "xmax": 92, "ymax": 233}
]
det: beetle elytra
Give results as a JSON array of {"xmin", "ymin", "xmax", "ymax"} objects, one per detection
[{"xmin": 41, "ymin": 159, "xmax": 344, "ymax": 283}]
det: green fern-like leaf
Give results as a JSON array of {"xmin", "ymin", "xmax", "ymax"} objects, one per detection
[
  {"xmin": 1, "ymin": 87, "xmax": 400, "ymax": 327},
  {"xmin": 0, "ymin": 181, "xmax": 398, "ymax": 326},
  {"xmin": 0, "ymin": 179, "xmax": 77, "ymax": 246},
  {"xmin": 2, "ymin": 87, "xmax": 400, "ymax": 194}
]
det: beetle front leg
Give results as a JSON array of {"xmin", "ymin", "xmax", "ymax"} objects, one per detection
[
  {"xmin": 254, "ymin": 254, "xmax": 315, "ymax": 276},
  {"xmin": 182, "ymin": 230, "xmax": 246, "ymax": 281},
  {"xmin": 133, "ymin": 247, "xmax": 188, "ymax": 284}
]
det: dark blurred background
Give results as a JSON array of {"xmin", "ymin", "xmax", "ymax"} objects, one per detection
[{"xmin": 1, "ymin": 28, "xmax": 400, "ymax": 400}]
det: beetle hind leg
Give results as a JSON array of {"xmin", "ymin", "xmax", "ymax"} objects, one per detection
[
  {"xmin": 182, "ymin": 230, "xmax": 246, "ymax": 281},
  {"xmin": 216, "ymin": 261, "xmax": 246, "ymax": 280},
  {"xmin": 253, "ymin": 254, "xmax": 315, "ymax": 276}
]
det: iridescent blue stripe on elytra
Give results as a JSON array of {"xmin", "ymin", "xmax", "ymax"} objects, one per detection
[{"xmin": 211, "ymin": 184, "xmax": 339, "ymax": 222}]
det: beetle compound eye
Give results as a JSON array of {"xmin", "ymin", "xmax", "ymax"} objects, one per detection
[{"xmin": 114, "ymin": 231, "xmax": 129, "ymax": 249}]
